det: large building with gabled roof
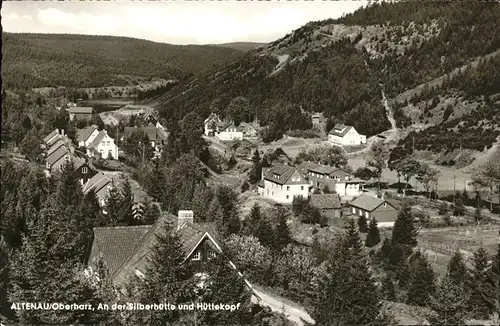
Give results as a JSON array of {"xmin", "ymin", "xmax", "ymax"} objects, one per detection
[
  {"xmin": 328, "ymin": 124, "xmax": 366, "ymax": 146},
  {"xmin": 257, "ymin": 163, "xmax": 309, "ymax": 204}
]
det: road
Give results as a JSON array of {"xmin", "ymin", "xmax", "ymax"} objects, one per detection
[{"xmin": 252, "ymin": 286, "xmax": 315, "ymax": 326}]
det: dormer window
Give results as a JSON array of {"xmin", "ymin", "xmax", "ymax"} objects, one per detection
[
  {"xmin": 192, "ymin": 251, "xmax": 201, "ymax": 261},
  {"xmin": 207, "ymin": 249, "xmax": 216, "ymax": 260},
  {"xmin": 82, "ymin": 167, "xmax": 88, "ymax": 174}
]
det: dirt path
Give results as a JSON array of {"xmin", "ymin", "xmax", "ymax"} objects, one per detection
[{"xmin": 253, "ymin": 286, "xmax": 314, "ymax": 326}]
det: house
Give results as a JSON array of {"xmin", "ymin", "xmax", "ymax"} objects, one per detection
[
  {"xmin": 76, "ymin": 125, "xmax": 100, "ymax": 147},
  {"xmin": 73, "ymin": 157, "xmax": 97, "ymax": 184},
  {"xmin": 348, "ymin": 194, "xmax": 398, "ymax": 227},
  {"xmin": 45, "ymin": 146, "xmax": 72, "ymax": 174},
  {"xmin": 68, "ymin": 107, "xmax": 94, "ymax": 121},
  {"xmin": 298, "ymin": 162, "xmax": 365, "ymax": 199},
  {"xmin": 257, "ymin": 163, "xmax": 309, "ymax": 204},
  {"xmin": 42, "ymin": 129, "xmax": 68, "ymax": 149},
  {"xmin": 82, "ymin": 172, "xmax": 114, "ymax": 206},
  {"xmin": 86, "ymin": 130, "xmax": 119, "ymax": 160},
  {"xmin": 102, "ymin": 115, "xmax": 120, "ymax": 126},
  {"xmin": 309, "ymin": 194, "xmax": 343, "ymax": 222},
  {"xmin": 204, "ymin": 113, "xmax": 223, "ymax": 136},
  {"xmin": 123, "ymin": 125, "xmax": 168, "ymax": 153},
  {"xmin": 87, "ymin": 210, "xmax": 259, "ymax": 300},
  {"xmin": 216, "ymin": 122, "xmax": 244, "ymax": 141},
  {"xmin": 238, "ymin": 122, "xmax": 258, "ymax": 139},
  {"xmin": 328, "ymin": 124, "xmax": 366, "ymax": 146}
]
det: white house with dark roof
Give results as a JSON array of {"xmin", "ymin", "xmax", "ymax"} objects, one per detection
[
  {"xmin": 82, "ymin": 172, "xmax": 113, "ymax": 206},
  {"xmin": 76, "ymin": 125, "xmax": 100, "ymax": 147},
  {"xmin": 328, "ymin": 124, "xmax": 366, "ymax": 146},
  {"xmin": 204, "ymin": 113, "xmax": 223, "ymax": 136},
  {"xmin": 86, "ymin": 130, "xmax": 119, "ymax": 160},
  {"xmin": 216, "ymin": 122, "xmax": 244, "ymax": 141},
  {"xmin": 257, "ymin": 163, "xmax": 309, "ymax": 204},
  {"xmin": 298, "ymin": 161, "xmax": 365, "ymax": 199}
]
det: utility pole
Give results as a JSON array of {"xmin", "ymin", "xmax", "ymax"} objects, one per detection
[{"xmin": 453, "ymin": 172, "xmax": 456, "ymax": 206}]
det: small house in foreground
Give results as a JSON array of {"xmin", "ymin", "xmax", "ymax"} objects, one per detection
[
  {"xmin": 348, "ymin": 194, "xmax": 398, "ymax": 227},
  {"xmin": 87, "ymin": 210, "xmax": 259, "ymax": 300},
  {"xmin": 309, "ymin": 193, "xmax": 343, "ymax": 221}
]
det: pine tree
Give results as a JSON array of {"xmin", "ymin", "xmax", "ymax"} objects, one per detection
[
  {"xmin": 446, "ymin": 250, "xmax": 468, "ymax": 286},
  {"xmin": 468, "ymin": 246, "xmax": 497, "ymax": 319},
  {"xmin": 249, "ymin": 149, "xmax": 262, "ymax": 184},
  {"xmin": 382, "ymin": 275, "xmax": 396, "ymax": 301},
  {"xmin": 191, "ymin": 182, "xmax": 213, "ymax": 223},
  {"xmin": 119, "ymin": 178, "xmax": 135, "ymax": 225},
  {"xmin": 358, "ymin": 214, "xmax": 368, "ymax": 233},
  {"xmin": 141, "ymin": 197, "xmax": 161, "ymax": 225},
  {"xmin": 344, "ymin": 218, "xmax": 363, "ymax": 256},
  {"xmin": 391, "ymin": 204, "xmax": 418, "ymax": 248},
  {"xmin": 131, "ymin": 221, "xmax": 197, "ymax": 324},
  {"xmin": 428, "ymin": 277, "xmax": 470, "ymax": 326},
  {"xmin": 255, "ymin": 215, "xmax": 275, "ymax": 248},
  {"xmin": 82, "ymin": 188, "xmax": 104, "ymax": 227},
  {"xmin": 242, "ymin": 203, "xmax": 262, "ymax": 236},
  {"xmin": 273, "ymin": 210, "xmax": 292, "ymax": 252},
  {"xmin": 407, "ymin": 253, "xmax": 436, "ymax": 307},
  {"xmin": 365, "ymin": 218, "xmax": 381, "ymax": 247},
  {"xmin": 104, "ymin": 184, "xmax": 123, "ymax": 226}
]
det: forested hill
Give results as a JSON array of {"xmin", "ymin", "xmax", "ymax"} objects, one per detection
[
  {"xmin": 1, "ymin": 33, "xmax": 245, "ymax": 89},
  {"xmin": 155, "ymin": 1, "xmax": 500, "ymax": 139}
]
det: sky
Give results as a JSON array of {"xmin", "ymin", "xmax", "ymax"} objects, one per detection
[{"xmin": 2, "ymin": 1, "xmax": 368, "ymax": 45}]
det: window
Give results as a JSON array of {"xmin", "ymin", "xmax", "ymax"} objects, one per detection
[
  {"xmin": 286, "ymin": 186, "xmax": 290, "ymax": 191},
  {"xmin": 191, "ymin": 251, "xmax": 201, "ymax": 261},
  {"xmin": 64, "ymin": 155, "xmax": 69, "ymax": 161},
  {"xmin": 82, "ymin": 167, "xmax": 88, "ymax": 174},
  {"xmin": 301, "ymin": 186, "xmax": 304, "ymax": 190},
  {"xmin": 383, "ymin": 203, "xmax": 387, "ymax": 207},
  {"xmin": 286, "ymin": 195, "xmax": 289, "ymax": 200},
  {"xmin": 46, "ymin": 162, "xmax": 50, "ymax": 169},
  {"xmin": 208, "ymin": 249, "xmax": 217, "ymax": 259}
]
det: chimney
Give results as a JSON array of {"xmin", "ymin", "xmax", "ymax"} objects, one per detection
[{"xmin": 177, "ymin": 210, "xmax": 194, "ymax": 230}]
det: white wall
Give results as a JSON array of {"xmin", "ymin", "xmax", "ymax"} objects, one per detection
[
  {"xmin": 328, "ymin": 129, "xmax": 366, "ymax": 146},
  {"xmin": 217, "ymin": 131, "xmax": 243, "ymax": 141},
  {"xmin": 91, "ymin": 134, "xmax": 119, "ymax": 160},
  {"xmin": 262, "ymin": 180, "xmax": 309, "ymax": 204}
]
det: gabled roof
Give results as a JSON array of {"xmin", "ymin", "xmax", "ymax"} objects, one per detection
[
  {"xmin": 309, "ymin": 194, "xmax": 342, "ymax": 210},
  {"xmin": 88, "ymin": 131, "xmax": 109, "ymax": 150},
  {"xmin": 219, "ymin": 121, "xmax": 237, "ymax": 132},
  {"xmin": 77, "ymin": 125, "xmax": 98, "ymax": 143},
  {"xmin": 263, "ymin": 163, "xmax": 306, "ymax": 185},
  {"xmin": 73, "ymin": 157, "xmax": 86, "ymax": 170},
  {"xmin": 46, "ymin": 146, "xmax": 70, "ymax": 165},
  {"xmin": 124, "ymin": 126, "xmax": 167, "ymax": 142},
  {"xmin": 329, "ymin": 124, "xmax": 353, "ymax": 137},
  {"xmin": 349, "ymin": 194, "xmax": 395, "ymax": 212},
  {"xmin": 83, "ymin": 172, "xmax": 113, "ymax": 194},
  {"xmin": 47, "ymin": 139, "xmax": 66, "ymax": 156},
  {"xmin": 104, "ymin": 213, "xmax": 222, "ymax": 285},
  {"xmin": 69, "ymin": 107, "xmax": 94, "ymax": 114},
  {"xmin": 46, "ymin": 134, "xmax": 62, "ymax": 147},
  {"xmin": 44, "ymin": 129, "xmax": 59, "ymax": 143}
]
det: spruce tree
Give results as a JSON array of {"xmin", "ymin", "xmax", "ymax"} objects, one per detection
[
  {"xmin": 255, "ymin": 215, "xmax": 275, "ymax": 248},
  {"xmin": 382, "ymin": 275, "xmax": 397, "ymax": 301},
  {"xmin": 365, "ymin": 217, "xmax": 381, "ymax": 247},
  {"xmin": 242, "ymin": 203, "xmax": 262, "ymax": 236},
  {"xmin": 141, "ymin": 197, "xmax": 161, "ymax": 225},
  {"xmin": 446, "ymin": 250, "xmax": 468, "ymax": 286},
  {"xmin": 407, "ymin": 253, "xmax": 436, "ymax": 307},
  {"xmin": 191, "ymin": 182, "xmax": 213, "ymax": 223},
  {"xmin": 345, "ymin": 218, "xmax": 363, "ymax": 256},
  {"xmin": 428, "ymin": 277, "xmax": 470, "ymax": 326},
  {"xmin": 468, "ymin": 246, "xmax": 497, "ymax": 319},
  {"xmin": 358, "ymin": 214, "xmax": 368, "ymax": 233},
  {"xmin": 119, "ymin": 178, "xmax": 135, "ymax": 225},
  {"xmin": 273, "ymin": 210, "xmax": 292, "ymax": 252},
  {"xmin": 104, "ymin": 184, "xmax": 123, "ymax": 226},
  {"xmin": 131, "ymin": 221, "xmax": 196, "ymax": 324},
  {"xmin": 249, "ymin": 149, "xmax": 262, "ymax": 184},
  {"xmin": 391, "ymin": 204, "xmax": 418, "ymax": 248}
]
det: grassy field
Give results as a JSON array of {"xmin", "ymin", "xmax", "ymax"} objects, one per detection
[{"xmin": 416, "ymin": 225, "xmax": 500, "ymax": 276}]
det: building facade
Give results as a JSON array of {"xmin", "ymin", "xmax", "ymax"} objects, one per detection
[
  {"xmin": 328, "ymin": 124, "xmax": 366, "ymax": 146},
  {"xmin": 348, "ymin": 194, "xmax": 398, "ymax": 225},
  {"xmin": 257, "ymin": 164, "xmax": 309, "ymax": 204}
]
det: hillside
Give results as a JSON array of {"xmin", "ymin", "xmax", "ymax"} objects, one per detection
[
  {"xmin": 1, "ymin": 33, "xmax": 245, "ymax": 89},
  {"xmin": 155, "ymin": 1, "xmax": 500, "ymax": 148},
  {"xmin": 214, "ymin": 42, "xmax": 266, "ymax": 52}
]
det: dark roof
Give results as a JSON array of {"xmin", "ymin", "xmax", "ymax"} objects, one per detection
[
  {"xmin": 91, "ymin": 225, "xmax": 151, "ymax": 275},
  {"xmin": 308, "ymin": 163, "xmax": 335, "ymax": 175},
  {"xmin": 349, "ymin": 194, "xmax": 389, "ymax": 212},
  {"xmin": 328, "ymin": 124, "xmax": 353, "ymax": 137},
  {"xmin": 46, "ymin": 146, "xmax": 70, "ymax": 165},
  {"xmin": 83, "ymin": 172, "xmax": 112, "ymax": 194},
  {"xmin": 77, "ymin": 125, "xmax": 97, "ymax": 143},
  {"xmin": 124, "ymin": 126, "xmax": 167, "ymax": 142},
  {"xmin": 73, "ymin": 157, "xmax": 86, "ymax": 170},
  {"xmin": 107, "ymin": 213, "xmax": 221, "ymax": 285},
  {"xmin": 47, "ymin": 139, "xmax": 65, "ymax": 156},
  {"xmin": 309, "ymin": 194, "xmax": 342, "ymax": 210},
  {"xmin": 257, "ymin": 179, "xmax": 265, "ymax": 188},
  {"xmin": 69, "ymin": 107, "xmax": 94, "ymax": 114},
  {"xmin": 46, "ymin": 134, "xmax": 62, "ymax": 147},
  {"xmin": 44, "ymin": 129, "xmax": 59, "ymax": 143},
  {"xmin": 263, "ymin": 164, "xmax": 295, "ymax": 185}
]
